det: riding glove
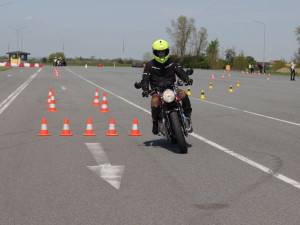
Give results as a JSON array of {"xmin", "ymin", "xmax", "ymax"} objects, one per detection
[
  {"xmin": 142, "ymin": 88, "xmax": 149, "ymax": 97},
  {"xmin": 186, "ymin": 78, "xmax": 193, "ymax": 85}
]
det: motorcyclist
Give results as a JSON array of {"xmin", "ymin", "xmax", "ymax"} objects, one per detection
[
  {"xmin": 139, "ymin": 39, "xmax": 193, "ymax": 135},
  {"xmin": 53, "ymin": 57, "xmax": 57, "ymax": 66}
]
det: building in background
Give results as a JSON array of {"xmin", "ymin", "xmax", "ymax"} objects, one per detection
[{"xmin": 6, "ymin": 51, "xmax": 30, "ymax": 64}]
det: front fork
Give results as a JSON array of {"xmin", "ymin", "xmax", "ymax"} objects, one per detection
[{"xmin": 164, "ymin": 107, "xmax": 189, "ymax": 138}]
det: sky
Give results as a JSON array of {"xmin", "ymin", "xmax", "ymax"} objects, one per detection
[{"xmin": 0, "ymin": 0, "xmax": 299, "ymax": 62}]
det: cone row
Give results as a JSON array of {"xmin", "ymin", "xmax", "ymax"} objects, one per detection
[
  {"xmin": 46, "ymin": 89, "xmax": 110, "ymax": 113},
  {"xmin": 38, "ymin": 118, "xmax": 142, "ymax": 137}
]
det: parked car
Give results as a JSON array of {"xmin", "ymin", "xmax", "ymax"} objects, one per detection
[{"xmin": 132, "ymin": 63, "xmax": 144, "ymax": 68}]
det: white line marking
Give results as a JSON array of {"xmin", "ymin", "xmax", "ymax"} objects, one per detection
[
  {"xmin": 67, "ymin": 68, "xmax": 300, "ymax": 190},
  {"xmin": 0, "ymin": 68, "xmax": 42, "ymax": 115},
  {"xmin": 86, "ymin": 143, "xmax": 124, "ymax": 190},
  {"xmin": 66, "ymin": 68, "xmax": 151, "ymax": 114},
  {"xmin": 7, "ymin": 74, "xmax": 12, "ymax": 77},
  {"xmin": 243, "ymin": 110, "xmax": 300, "ymax": 126},
  {"xmin": 190, "ymin": 133, "xmax": 300, "ymax": 189},
  {"xmin": 61, "ymin": 86, "xmax": 66, "ymax": 90},
  {"xmin": 190, "ymin": 98, "xmax": 300, "ymax": 127},
  {"xmin": 86, "ymin": 143, "xmax": 109, "ymax": 164}
]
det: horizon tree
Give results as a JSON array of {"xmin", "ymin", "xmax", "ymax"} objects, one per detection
[
  {"xmin": 166, "ymin": 15, "xmax": 195, "ymax": 57},
  {"xmin": 206, "ymin": 39, "xmax": 221, "ymax": 69},
  {"xmin": 191, "ymin": 27, "xmax": 208, "ymax": 58},
  {"xmin": 295, "ymin": 25, "xmax": 300, "ymax": 62},
  {"xmin": 225, "ymin": 47, "xmax": 236, "ymax": 65}
]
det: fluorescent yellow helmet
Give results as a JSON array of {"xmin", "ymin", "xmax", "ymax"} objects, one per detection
[{"xmin": 152, "ymin": 39, "xmax": 170, "ymax": 64}]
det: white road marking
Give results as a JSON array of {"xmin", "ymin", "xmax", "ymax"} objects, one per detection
[
  {"xmin": 191, "ymin": 98, "xmax": 300, "ymax": 127},
  {"xmin": 67, "ymin": 68, "xmax": 300, "ymax": 190},
  {"xmin": 61, "ymin": 86, "xmax": 66, "ymax": 90},
  {"xmin": 66, "ymin": 68, "xmax": 151, "ymax": 114},
  {"xmin": 7, "ymin": 74, "xmax": 12, "ymax": 77},
  {"xmin": 190, "ymin": 133, "xmax": 300, "ymax": 189},
  {"xmin": 0, "ymin": 68, "xmax": 42, "ymax": 115},
  {"xmin": 86, "ymin": 143, "xmax": 124, "ymax": 190}
]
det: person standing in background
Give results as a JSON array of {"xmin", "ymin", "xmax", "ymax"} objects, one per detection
[{"xmin": 290, "ymin": 61, "xmax": 296, "ymax": 81}]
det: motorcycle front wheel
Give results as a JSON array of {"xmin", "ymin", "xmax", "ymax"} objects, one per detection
[{"xmin": 170, "ymin": 111, "xmax": 187, "ymax": 154}]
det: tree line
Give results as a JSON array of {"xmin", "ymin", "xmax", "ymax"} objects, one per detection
[
  {"xmin": 143, "ymin": 15, "xmax": 299, "ymax": 70},
  {"xmin": 6, "ymin": 15, "xmax": 298, "ymax": 70}
]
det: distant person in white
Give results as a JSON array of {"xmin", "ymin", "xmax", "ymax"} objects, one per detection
[
  {"xmin": 290, "ymin": 61, "xmax": 296, "ymax": 81},
  {"xmin": 53, "ymin": 57, "xmax": 57, "ymax": 67}
]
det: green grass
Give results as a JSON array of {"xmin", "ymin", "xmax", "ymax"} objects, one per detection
[
  {"xmin": 0, "ymin": 67, "xmax": 11, "ymax": 71},
  {"xmin": 234, "ymin": 69, "xmax": 292, "ymax": 76},
  {"xmin": 268, "ymin": 71, "xmax": 290, "ymax": 76}
]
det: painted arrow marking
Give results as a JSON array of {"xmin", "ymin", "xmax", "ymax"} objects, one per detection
[{"xmin": 86, "ymin": 143, "xmax": 124, "ymax": 190}]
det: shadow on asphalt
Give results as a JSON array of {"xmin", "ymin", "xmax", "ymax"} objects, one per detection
[{"xmin": 143, "ymin": 139, "xmax": 192, "ymax": 154}]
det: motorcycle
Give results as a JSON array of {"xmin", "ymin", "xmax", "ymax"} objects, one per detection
[{"xmin": 134, "ymin": 68, "xmax": 193, "ymax": 154}]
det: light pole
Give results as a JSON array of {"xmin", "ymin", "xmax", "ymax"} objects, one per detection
[
  {"xmin": 8, "ymin": 26, "xmax": 27, "ymax": 65},
  {"xmin": 251, "ymin": 19, "xmax": 266, "ymax": 71},
  {"xmin": 21, "ymin": 30, "xmax": 31, "ymax": 51}
]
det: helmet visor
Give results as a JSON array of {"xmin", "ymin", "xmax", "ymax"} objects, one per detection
[{"xmin": 153, "ymin": 49, "xmax": 169, "ymax": 58}]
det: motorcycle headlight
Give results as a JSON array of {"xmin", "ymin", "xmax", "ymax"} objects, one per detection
[{"xmin": 162, "ymin": 89, "xmax": 175, "ymax": 103}]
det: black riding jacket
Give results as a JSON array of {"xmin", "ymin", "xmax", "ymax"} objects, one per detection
[{"xmin": 140, "ymin": 58, "xmax": 189, "ymax": 90}]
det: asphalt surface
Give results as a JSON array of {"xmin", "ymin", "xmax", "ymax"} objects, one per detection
[{"xmin": 0, "ymin": 66, "xmax": 299, "ymax": 225}]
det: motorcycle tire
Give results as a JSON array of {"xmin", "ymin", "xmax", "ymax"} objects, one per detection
[
  {"xmin": 170, "ymin": 111, "xmax": 187, "ymax": 154},
  {"xmin": 170, "ymin": 136, "xmax": 177, "ymax": 144}
]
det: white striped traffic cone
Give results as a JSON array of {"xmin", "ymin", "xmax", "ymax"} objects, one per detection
[
  {"xmin": 106, "ymin": 118, "xmax": 118, "ymax": 136},
  {"xmin": 129, "ymin": 118, "xmax": 142, "ymax": 136},
  {"xmin": 48, "ymin": 99, "xmax": 58, "ymax": 112},
  {"xmin": 38, "ymin": 118, "xmax": 51, "ymax": 136},
  {"xmin": 83, "ymin": 118, "xmax": 96, "ymax": 136},
  {"xmin": 46, "ymin": 88, "xmax": 53, "ymax": 105},
  {"xmin": 93, "ymin": 88, "xmax": 101, "ymax": 106},
  {"xmin": 60, "ymin": 118, "xmax": 73, "ymax": 136},
  {"xmin": 100, "ymin": 92, "xmax": 109, "ymax": 112}
]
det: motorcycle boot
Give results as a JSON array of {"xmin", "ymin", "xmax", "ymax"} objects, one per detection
[
  {"xmin": 151, "ymin": 107, "xmax": 160, "ymax": 135},
  {"xmin": 152, "ymin": 121, "xmax": 159, "ymax": 135},
  {"xmin": 183, "ymin": 108, "xmax": 193, "ymax": 133},
  {"xmin": 180, "ymin": 94, "xmax": 193, "ymax": 133}
]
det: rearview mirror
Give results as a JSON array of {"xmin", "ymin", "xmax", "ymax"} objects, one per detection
[
  {"xmin": 134, "ymin": 82, "xmax": 142, "ymax": 89},
  {"xmin": 185, "ymin": 68, "xmax": 193, "ymax": 76},
  {"xmin": 177, "ymin": 79, "xmax": 184, "ymax": 86}
]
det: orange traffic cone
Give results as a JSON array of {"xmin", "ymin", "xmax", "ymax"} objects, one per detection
[
  {"xmin": 46, "ymin": 88, "xmax": 53, "ymax": 105},
  {"xmin": 100, "ymin": 92, "xmax": 109, "ymax": 112},
  {"xmin": 129, "ymin": 118, "xmax": 142, "ymax": 136},
  {"xmin": 221, "ymin": 75, "xmax": 225, "ymax": 80},
  {"xmin": 93, "ymin": 88, "xmax": 101, "ymax": 106},
  {"xmin": 83, "ymin": 118, "xmax": 96, "ymax": 136},
  {"xmin": 38, "ymin": 118, "xmax": 51, "ymax": 136},
  {"xmin": 48, "ymin": 99, "xmax": 58, "ymax": 112},
  {"xmin": 267, "ymin": 77, "xmax": 270, "ymax": 82},
  {"xmin": 60, "ymin": 118, "xmax": 73, "ymax": 136},
  {"xmin": 49, "ymin": 92, "xmax": 56, "ymax": 104},
  {"xmin": 54, "ymin": 69, "xmax": 59, "ymax": 77},
  {"xmin": 106, "ymin": 118, "xmax": 118, "ymax": 136}
]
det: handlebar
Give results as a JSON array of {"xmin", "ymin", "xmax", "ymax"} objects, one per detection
[
  {"xmin": 134, "ymin": 80, "xmax": 190, "ymax": 94},
  {"xmin": 134, "ymin": 82, "xmax": 142, "ymax": 89}
]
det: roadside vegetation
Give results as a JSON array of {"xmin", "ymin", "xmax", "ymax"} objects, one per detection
[
  {"xmin": 1, "ymin": 17, "xmax": 299, "ymax": 75},
  {"xmin": 0, "ymin": 67, "xmax": 10, "ymax": 71}
]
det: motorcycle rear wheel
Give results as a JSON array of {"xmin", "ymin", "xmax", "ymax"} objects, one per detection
[{"xmin": 170, "ymin": 111, "xmax": 187, "ymax": 154}]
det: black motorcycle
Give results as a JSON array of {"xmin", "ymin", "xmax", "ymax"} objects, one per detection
[{"xmin": 135, "ymin": 68, "xmax": 193, "ymax": 154}]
